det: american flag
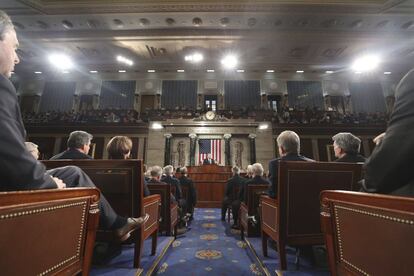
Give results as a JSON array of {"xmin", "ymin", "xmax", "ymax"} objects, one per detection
[{"xmin": 198, "ymin": 139, "xmax": 221, "ymax": 165}]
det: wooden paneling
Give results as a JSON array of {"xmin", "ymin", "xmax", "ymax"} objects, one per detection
[
  {"xmin": 300, "ymin": 138, "xmax": 314, "ymax": 159},
  {"xmin": 317, "ymin": 138, "xmax": 332, "ymax": 161}
]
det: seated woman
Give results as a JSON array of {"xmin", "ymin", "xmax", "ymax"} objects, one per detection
[{"xmin": 106, "ymin": 136, "xmax": 150, "ymax": 197}]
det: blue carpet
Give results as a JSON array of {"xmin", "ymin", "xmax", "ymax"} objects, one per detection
[
  {"xmin": 246, "ymin": 236, "xmax": 329, "ymax": 275},
  {"xmin": 157, "ymin": 208, "xmax": 265, "ymax": 275},
  {"xmin": 91, "ymin": 235, "xmax": 174, "ymax": 275}
]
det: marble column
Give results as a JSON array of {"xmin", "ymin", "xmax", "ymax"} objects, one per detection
[
  {"xmin": 189, "ymin": 133, "xmax": 197, "ymax": 166},
  {"xmin": 164, "ymin": 133, "xmax": 172, "ymax": 166},
  {"xmin": 248, "ymin": 133, "xmax": 257, "ymax": 164},
  {"xmin": 223, "ymin": 133, "xmax": 232, "ymax": 166}
]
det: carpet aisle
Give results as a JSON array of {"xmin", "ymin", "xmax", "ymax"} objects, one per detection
[{"xmin": 157, "ymin": 208, "xmax": 265, "ymax": 275}]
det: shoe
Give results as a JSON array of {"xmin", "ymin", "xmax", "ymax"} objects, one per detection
[{"xmin": 114, "ymin": 214, "xmax": 149, "ymax": 242}]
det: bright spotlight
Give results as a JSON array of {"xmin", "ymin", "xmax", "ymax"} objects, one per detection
[
  {"xmin": 151, "ymin": 122, "xmax": 164, "ymax": 130},
  {"xmin": 351, "ymin": 55, "xmax": 380, "ymax": 72},
  {"xmin": 48, "ymin": 53, "xmax": 74, "ymax": 70},
  {"xmin": 116, "ymin": 55, "xmax": 133, "ymax": 66},
  {"xmin": 221, "ymin": 55, "xmax": 238, "ymax": 69},
  {"xmin": 258, "ymin": 123, "xmax": 269, "ymax": 130},
  {"xmin": 184, "ymin": 53, "xmax": 203, "ymax": 63}
]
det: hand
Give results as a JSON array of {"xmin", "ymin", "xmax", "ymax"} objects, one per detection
[{"xmin": 52, "ymin": 177, "xmax": 66, "ymax": 189}]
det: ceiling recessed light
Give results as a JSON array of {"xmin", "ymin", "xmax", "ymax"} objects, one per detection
[
  {"xmin": 221, "ymin": 55, "xmax": 238, "ymax": 69},
  {"xmin": 184, "ymin": 53, "xmax": 203, "ymax": 63},
  {"xmin": 384, "ymin": 71, "xmax": 392, "ymax": 75},
  {"xmin": 266, "ymin": 69, "xmax": 274, "ymax": 73},
  {"xmin": 207, "ymin": 69, "xmax": 215, "ymax": 73},
  {"xmin": 147, "ymin": 69, "xmax": 156, "ymax": 73},
  {"xmin": 34, "ymin": 71, "xmax": 42, "ymax": 74},
  {"xmin": 89, "ymin": 70, "xmax": 98, "ymax": 73},
  {"xmin": 325, "ymin": 70, "xmax": 334, "ymax": 74},
  {"xmin": 236, "ymin": 69, "xmax": 244, "ymax": 73},
  {"xmin": 48, "ymin": 53, "xmax": 73, "ymax": 70},
  {"xmin": 177, "ymin": 69, "xmax": 185, "ymax": 72},
  {"xmin": 351, "ymin": 55, "xmax": 381, "ymax": 72},
  {"xmin": 118, "ymin": 70, "xmax": 126, "ymax": 73},
  {"xmin": 296, "ymin": 70, "xmax": 304, "ymax": 73}
]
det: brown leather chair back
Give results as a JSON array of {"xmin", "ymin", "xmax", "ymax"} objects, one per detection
[
  {"xmin": 278, "ymin": 161, "xmax": 362, "ymax": 244},
  {"xmin": 0, "ymin": 188, "xmax": 100, "ymax": 276},
  {"xmin": 321, "ymin": 190, "xmax": 414, "ymax": 276}
]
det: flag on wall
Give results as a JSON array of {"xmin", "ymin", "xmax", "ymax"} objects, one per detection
[{"xmin": 198, "ymin": 139, "xmax": 221, "ymax": 165}]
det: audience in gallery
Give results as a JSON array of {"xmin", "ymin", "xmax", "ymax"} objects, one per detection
[
  {"xmin": 332, "ymin": 132, "xmax": 366, "ymax": 163},
  {"xmin": 268, "ymin": 130, "xmax": 314, "ymax": 199},
  {"xmin": 21, "ymin": 106, "xmax": 388, "ymax": 126},
  {"xmin": 50, "ymin": 130, "xmax": 93, "ymax": 160}
]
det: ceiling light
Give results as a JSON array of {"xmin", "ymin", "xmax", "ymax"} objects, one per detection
[
  {"xmin": 221, "ymin": 55, "xmax": 238, "ymax": 69},
  {"xmin": 118, "ymin": 70, "xmax": 126, "ymax": 73},
  {"xmin": 351, "ymin": 55, "xmax": 381, "ymax": 72},
  {"xmin": 89, "ymin": 70, "xmax": 98, "ymax": 73},
  {"xmin": 151, "ymin": 122, "xmax": 163, "ymax": 130},
  {"xmin": 116, "ymin": 55, "xmax": 133, "ymax": 66},
  {"xmin": 147, "ymin": 69, "xmax": 156, "ymax": 73},
  {"xmin": 236, "ymin": 69, "xmax": 244, "ymax": 73},
  {"xmin": 325, "ymin": 70, "xmax": 334, "ymax": 74},
  {"xmin": 34, "ymin": 71, "xmax": 42, "ymax": 74},
  {"xmin": 207, "ymin": 69, "xmax": 215, "ymax": 73},
  {"xmin": 384, "ymin": 71, "xmax": 392, "ymax": 75},
  {"xmin": 48, "ymin": 53, "xmax": 73, "ymax": 70},
  {"xmin": 177, "ymin": 69, "xmax": 185, "ymax": 72},
  {"xmin": 296, "ymin": 70, "xmax": 304, "ymax": 73},
  {"xmin": 258, "ymin": 123, "xmax": 269, "ymax": 130},
  {"xmin": 266, "ymin": 69, "xmax": 274, "ymax": 73},
  {"xmin": 184, "ymin": 53, "xmax": 203, "ymax": 63}
]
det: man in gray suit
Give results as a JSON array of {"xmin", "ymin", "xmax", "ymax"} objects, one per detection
[
  {"xmin": 362, "ymin": 69, "xmax": 414, "ymax": 196},
  {"xmin": 0, "ymin": 10, "xmax": 147, "ymax": 241}
]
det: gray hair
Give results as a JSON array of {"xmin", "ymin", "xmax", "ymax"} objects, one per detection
[
  {"xmin": 180, "ymin": 166, "xmax": 188, "ymax": 174},
  {"xmin": 246, "ymin": 165, "xmax": 253, "ymax": 176},
  {"xmin": 277, "ymin": 130, "xmax": 300, "ymax": 154},
  {"xmin": 232, "ymin": 166, "xmax": 240, "ymax": 175},
  {"xmin": 252, "ymin": 163, "xmax": 264, "ymax": 176},
  {"xmin": 67, "ymin": 130, "xmax": 93, "ymax": 149},
  {"xmin": 332, "ymin": 132, "xmax": 361, "ymax": 154},
  {"xmin": 150, "ymin": 166, "xmax": 162, "ymax": 177},
  {"xmin": 0, "ymin": 10, "xmax": 14, "ymax": 40},
  {"xmin": 163, "ymin": 165, "xmax": 174, "ymax": 176}
]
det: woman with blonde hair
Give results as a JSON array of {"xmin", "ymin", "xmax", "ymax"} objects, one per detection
[{"xmin": 106, "ymin": 136, "xmax": 133, "ymax": 159}]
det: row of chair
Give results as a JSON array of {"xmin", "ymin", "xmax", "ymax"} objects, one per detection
[{"xmin": 0, "ymin": 159, "xmax": 178, "ymax": 275}]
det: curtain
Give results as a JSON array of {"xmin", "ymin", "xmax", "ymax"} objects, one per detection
[
  {"xmin": 161, "ymin": 80, "xmax": 197, "ymax": 110},
  {"xmin": 287, "ymin": 81, "xmax": 324, "ymax": 109},
  {"xmin": 348, "ymin": 82, "xmax": 386, "ymax": 113},
  {"xmin": 100, "ymin": 80, "xmax": 136, "ymax": 109},
  {"xmin": 39, "ymin": 81, "xmax": 76, "ymax": 112},
  {"xmin": 224, "ymin": 80, "xmax": 260, "ymax": 109}
]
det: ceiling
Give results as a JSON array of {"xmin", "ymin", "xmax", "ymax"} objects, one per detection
[{"xmin": 2, "ymin": 0, "xmax": 414, "ymax": 76}]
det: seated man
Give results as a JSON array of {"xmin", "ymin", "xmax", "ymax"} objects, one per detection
[
  {"xmin": 161, "ymin": 165, "xmax": 184, "ymax": 207},
  {"xmin": 332, "ymin": 132, "xmax": 366, "ymax": 163},
  {"xmin": 178, "ymin": 166, "xmax": 197, "ymax": 220},
  {"xmin": 203, "ymin": 154, "xmax": 215, "ymax": 165},
  {"xmin": 268, "ymin": 130, "xmax": 314, "ymax": 198},
  {"xmin": 0, "ymin": 11, "xmax": 147, "ymax": 242},
  {"xmin": 221, "ymin": 166, "xmax": 246, "ymax": 221},
  {"xmin": 231, "ymin": 163, "xmax": 270, "ymax": 229},
  {"xmin": 147, "ymin": 165, "xmax": 177, "ymax": 203},
  {"xmin": 50, "ymin": 130, "xmax": 93, "ymax": 160}
]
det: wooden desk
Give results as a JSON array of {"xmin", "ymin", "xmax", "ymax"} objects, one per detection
[{"xmin": 187, "ymin": 164, "xmax": 232, "ymax": 208}]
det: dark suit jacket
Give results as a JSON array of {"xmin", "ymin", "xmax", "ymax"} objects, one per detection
[
  {"xmin": 147, "ymin": 178, "xmax": 177, "ymax": 203},
  {"xmin": 161, "ymin": 175, "xmax": 182, "ymax": 200},
  {"xmin": 0, "ymin": 75, "xmax": 56, "ymax": 191},
  {"xmin": 178, "ymin": 175, "xmax": 197, "ymax": 207},
  {"xmin": 203, "ymin": 158, "xmax": 215, "ymax": 165},
  {"xmin": 268, "ymin": 153, "xmax": 314, "ymax": 198},
  {"xmin": 225, "ymin": 174, "xmax": 246, "ymax": 200},
  {"xmin": 363, "ymin": 69, "xmax": 414, "ymax": 196},
  {"xmin": 335, "ymin": 153, "xmax": 366, "ymax": 163},
  {"xmin": 50, "ymin": 148, "xmax": 93, "ymax": 160},
  {"xmin": 239, "ymin": 175, "xmax": 270, "ymax": 203},
  {"xmin": 143, "ymin": 179, "xmax": 150, "ymax": 197}
]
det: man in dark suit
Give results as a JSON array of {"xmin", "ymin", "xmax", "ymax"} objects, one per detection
[
  {"xmin": 203, "ymin": 154, "xmax": 215, "ymax": 165},
  {"xmin": 362, "ymin": 69, "xmax": 414, "ymax": 196},
  {"xmin": 332, "ymin": 132, "xmax": 366, "ymax": 163},
  {"xmin": 147, "ymin": 165, "xmax": 177, "ymax": 203},
  {"xmin": 268, "ymin": 130, "xmax": 314, "ymax": 198},
  {"xmin": 50, "ymin": 130, "xmax": 93, "ymax": 160},
  {"xmin": 0, "ymin": 10, "xmax": 146, "ymax": 242},
  {"xmin": 231, "ymin": 163, "xmax": 270, "ymax": 229},
  {"xmin": 221, "ymin": 166, "xmax": 246, "ymax": 221},
  {"xmin": 178, "ymin": 166, "xmax": 197, "ymax": 220}
]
